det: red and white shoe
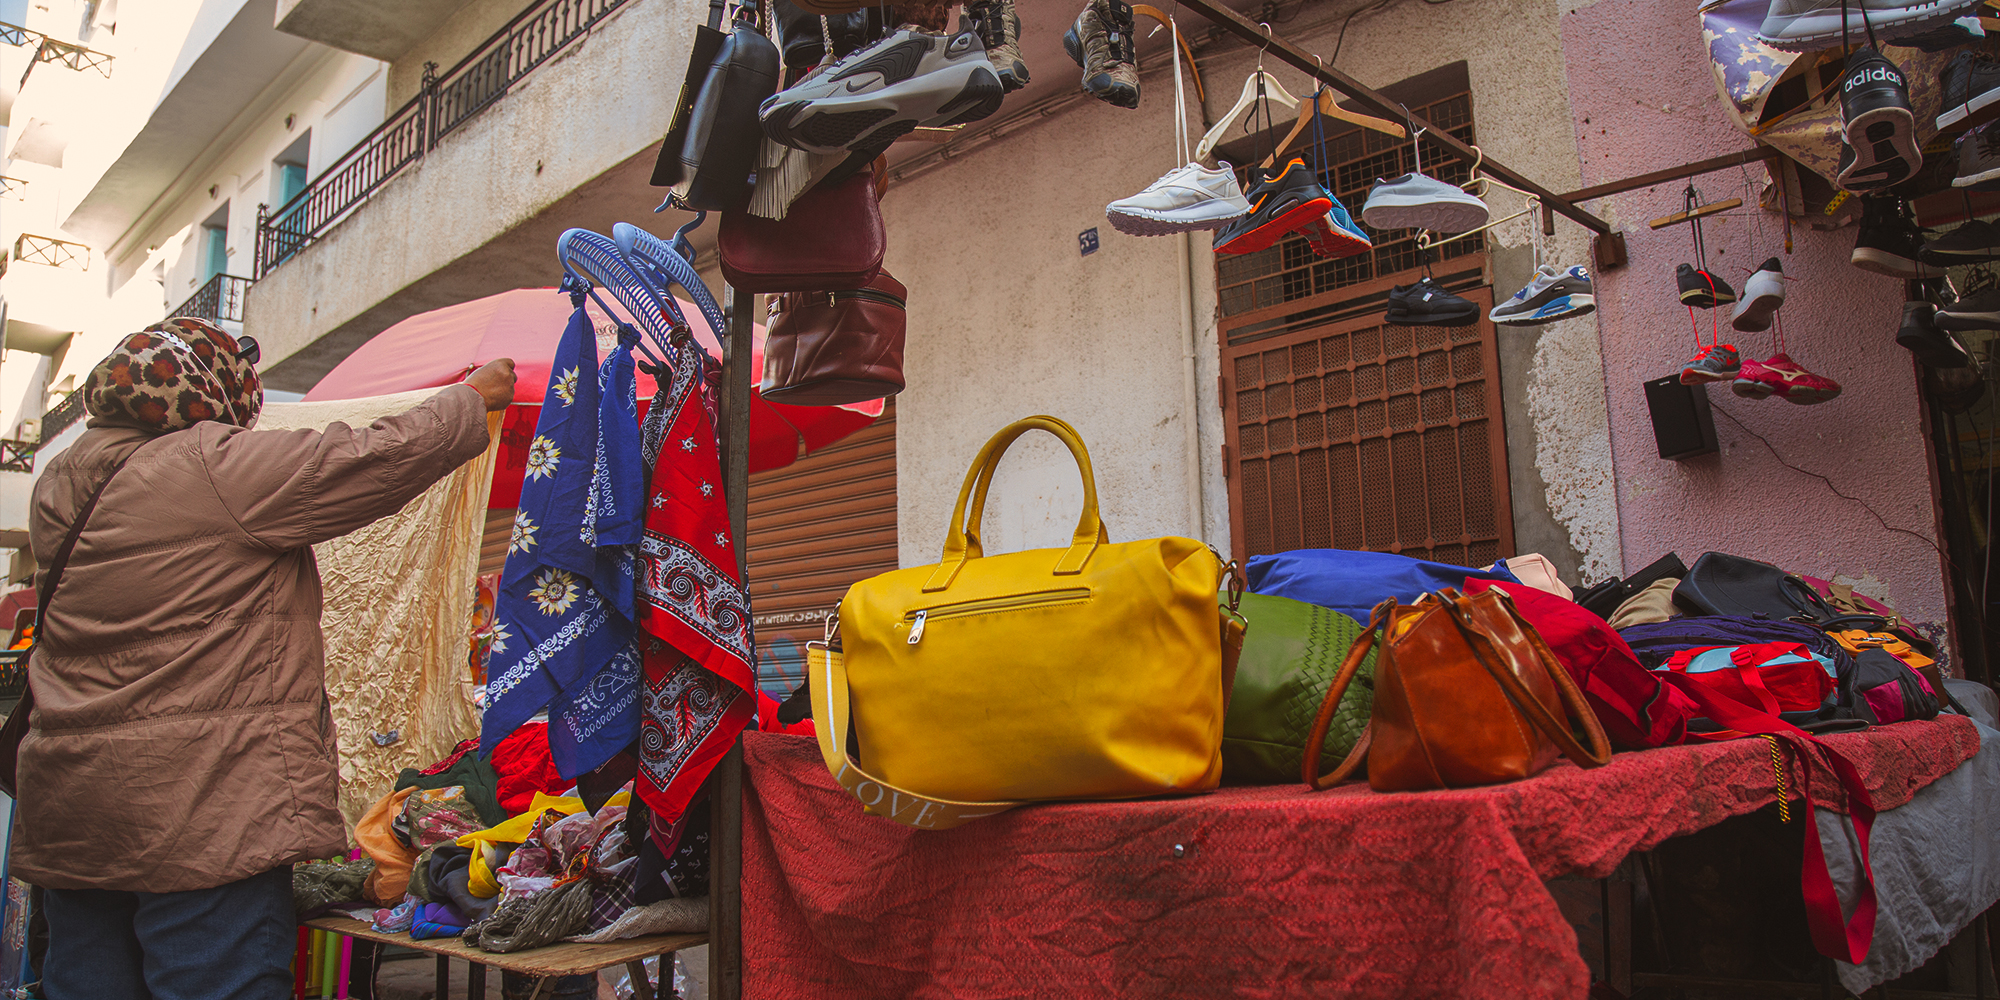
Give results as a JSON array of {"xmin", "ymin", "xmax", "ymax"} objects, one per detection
[{"xmin": 1732, "ymin": 352, "xmax": 1842, "ymax": 404}]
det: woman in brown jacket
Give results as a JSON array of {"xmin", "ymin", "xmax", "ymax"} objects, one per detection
[{"xmin": 16, "ymin": 318, "xmax": 516, "ymax": 1000}]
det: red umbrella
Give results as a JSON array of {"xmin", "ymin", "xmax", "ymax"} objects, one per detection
[{"xmin": 303, "ymin": 287, "xmax": 883, "ymax": 507}]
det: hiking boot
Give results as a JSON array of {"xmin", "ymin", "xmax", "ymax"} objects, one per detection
[
  {"xmin": 1677, "ymin": 263, "xmax": 1738, "ymax": 309},
  {"xmin": 1953, "ymin": 121, "xmax": 2000, "ymax": 188},
  {"xmin": 1301, "ymin": 196, "xmax": 1372, "ymax": 259},
  {"xmin": 1731, "ymin": 257, "xmax": 1785, "ymax": 332},
  {"xmin": 1837, "ymin": 47, "xmax": 1920, "ymax": 193},
  {"xmin": 1386, "ymin": 278, "xmax": 1480, "ymax": 327},
  {"xmin": 962, "ymin": 0, "xmax": 1028, "ymax": 93},
  {"xmin": 760, "ymin": 27, "xmax": 1004, "ymax": 155},
  {"xmin": 1733, "ymin": 353, "xmax": 1842, "ymax": 404},
  {"xmin": 1064, "ymin": 0, "xmax": 1139, "ymax": 109},
  {"xmin": 1213, "ymin": 158, "xmax": 1333, "ymax": 255},
  {"xmin": 1920, "ymin": 218, "xmax": 2000, "ymax": 265},
  {"xmin": 1680, "ymin": 343, "xmax": 1742, "ymax": 385},
  {"xmin": 1935, "ymin": 287, "xmax": 2000, "ymax": 332},
  {"xmin": 1939, "ymin": 49, "xmax": 2000, "ymax": 129},
  {"xmin": 1756, "ymin": 0, "xmax": 1983, "ymax": 52},
  {"xmin": 1853, "ymin": 196, "xmax": 1940, "ymax": 277},
  {"xmin": 1898, "ymin": 301, "xmax": 1972, "ymax": 368},
  {"xmin": 1106, "ymin": 160, "xmax": 1250, "ymax": 235},
  {"xmin": 1490, "ymin": 265, "xmax": 1595, "ymax": 326},
  {"xmin": 1360, "ymin": 173, "xmax": 1490, "ymax": 233}
]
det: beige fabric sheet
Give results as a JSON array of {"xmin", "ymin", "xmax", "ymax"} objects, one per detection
[{"xmin": 259, "ymin": 389, "xmax": 501, "ymax": 831}]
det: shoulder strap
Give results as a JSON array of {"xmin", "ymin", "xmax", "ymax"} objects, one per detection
[{"xmin": 33, "ymin": 452, "xmax": 137, "ymax": 645}]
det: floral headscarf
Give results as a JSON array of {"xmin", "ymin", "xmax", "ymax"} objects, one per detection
[{"xmin": 82, "ymin": 317, "xmax": 263, "ymax": 433}]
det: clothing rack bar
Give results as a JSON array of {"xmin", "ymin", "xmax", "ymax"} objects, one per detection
[
  {"xmin": 1171, "ymin": 0, "xmax": 1612, "ymax": 235},
  {"xmin": 708, "ymin": 283, "xmax": 754, "ymax": 1000},
  {"xmin": 1558, "ymin": 144, "xmax": 1783, "ymax": 205}
]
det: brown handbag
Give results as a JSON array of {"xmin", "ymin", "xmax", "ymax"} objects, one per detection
[
  {"xmin": 1302, "ymin": 587, "xmax": 1611, "ymax": 792},
  {"xmin": 761, "ymin": 268, "xmax": 906, "ymax": 405},
  {"xmin": 718, "ymin": 168, "xmax": 885, "ymax": 293}
]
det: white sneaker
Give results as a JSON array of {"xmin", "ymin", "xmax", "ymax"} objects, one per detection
[
  {"xmin": 1106, "ymin": 161, "xmax": 1253, "ymax": 236},
  {"xmin": 1360, "ymin": 172, "xmax": 1490, "ymax": 233},
  {"xmin": 1730, "ymin": 257, "xmax": 1786, "ymax": 333}
]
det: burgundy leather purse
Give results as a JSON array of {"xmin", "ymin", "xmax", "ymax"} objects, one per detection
[
  {"xmin": 760, "ymin": 268, "xmax": 906, "ymax": 405},
  {"xmin": 718, "ymin": 169, "xmax": 886, "ymax": 293}
]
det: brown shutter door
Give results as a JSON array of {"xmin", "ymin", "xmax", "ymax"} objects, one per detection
[{"xmin": 747, "ymin": 398, "xmax": 897, "ymax": 698}]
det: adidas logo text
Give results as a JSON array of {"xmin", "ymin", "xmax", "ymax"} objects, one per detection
[{"xmin": 1845, "ymin": 66, "xmax": 1904, "ymax": 91}]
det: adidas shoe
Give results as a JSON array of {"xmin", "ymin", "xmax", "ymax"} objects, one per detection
[
  {"xmin": 1213, "ymin": 159, "xmax": 1333, "ymax": 255},
  {"xmin": 1899, "ymin": 12, "xmax": 1986, "ymax": 50},
  {"xmin": 1386, "ymin": 278, "xmax": 1480, "ymax": 327},
  {"xmin": 1852, "ymin": 196, "xmax": 1940, "ymax": 277},
  {"xmin": 1677, "ymin": 263, "xmax": 1738, "ymax": 309},
  {"xmin": 1360, "ymin": 173, "xmax": 1490, "ymax": 233},
  {"xmin": 1920, "ymin": 219, "xmax": 2000, "ymax": 265},
  {"xmin": 962, "ymin": 0, "xmax": 1028, "ymax": 93},
  {"xmin": 1953, "ymin": 121, "xmax": 2000, "ymax": 188},
  {"xmin": 1301, "ymin": 197, "xmax": 1371, "ymax": 259},
  {"xmin": 1939, "ymin": 49, "xmax": 2000, "ymax": 129},
  {"xmin": 1680, "ymin": 343, "xmax": 1743, "ymax": 385},
  {"xmin": 1106, "ymin": 161, "xmax": 1251, "ymax": 236},
  {"xmin": 1836, "ymin": 47, "xmax": 1921, "ymax": 193},
  {"xmin": 1490, "ymin": 265, "xmax": 1595, "ymax": 326},
  {"xmin": 1730, "ymin": 257, "xmax": 1785, "ymax": 333},
  {"xmin": 1755, "ymin": 0, "xmax": 1984, "ymax": 52},
  {"xmin": 760, "ymin": 27, "xmax": 1004, "ymax": 155},
  {"xmin": 1733, "ymin": 353, "xmax": 1842, "ymax": 404},
  {"xmin": 1898, "ymin": 301, "xmax": 1972, "ymax": 368},
  {"xmin": 1064, "ymin": 0, "xmax": 1138, "ymax": 109},
  {"xmin": 1935, "ymin": 287, "xmax": 2000, "ymax": 333}
]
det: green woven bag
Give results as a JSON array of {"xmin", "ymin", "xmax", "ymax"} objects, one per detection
[{"xmin": 1220, "ymin": 590, "xmax": 1376, "ymax": 785}]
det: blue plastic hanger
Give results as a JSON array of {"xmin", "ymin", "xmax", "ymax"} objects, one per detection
[
  {"xmin": 555, "ymin": 228, "xmax": 689, "ymax": 370},
  {"xmin": 611, "ymin": 218, "xmax": 727, "ymax": 352}
]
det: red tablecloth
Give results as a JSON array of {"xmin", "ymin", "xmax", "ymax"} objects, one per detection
[{"xmin": 741, "ymin": 717, "xmax": 1981, "ymax": 1000}]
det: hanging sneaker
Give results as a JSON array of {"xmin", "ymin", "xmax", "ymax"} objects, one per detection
[
  {"xmin": 1852, "ymin": 196, "xmax": 1940, "ymax": 277},
  {"xmin": 1899, "ymin": 13, "xmax": 1986, "ymax": 51},
  {"xmin": 1386, "ymin": 277, "xmax": 1480, "ymax": 327},
  {"xmin": 1935, "ymin": 287, "xmax": 2000, "ymax": 332},
  {"xmin": 1360, "ymin": 173, "xmax": 1490, "ymax": 233},
  {"xmin": 1064, "ymin": 0, "xmax": 1139, "ymax": 109},
  {"xmin": 1676, "ymin": 263, "xmax": 1738, "ymax": 308},
  {"xmin": 1898, "ymin": 301, "xmax": 1972, "ymax": 368},
  {"xmin": 1213, "ymin": 159, "xmax": 1333, "ymax": 255},
  {"xmin": 760, "ymin": 27, "xmax": 1004, "ymax": 155},
  {"xmin": 1301, "ymin": 196, "xmax": 1372, "ymax": 259},
  {"xmin": 962, "ymin": 0, "xmax": 1028, "ymax": 93},
  {"xmin": 1489, "ymin": 265, "xmax": 1595, "ymax": 326},
  {"xmin": 1836, "ymin": 47, "xmax": 1921, "ymax": 193},
  {"xmin": 1680, "ymin": 343, "xmax": 1743, "ymax": 385},
  {"xmin": 1938, "ymin": 49, "xmax": 2000, "ymax": 129},
  {"xmin": 1730, "ymin": 258, "xmax": 1785, "ymax": 332},
  {"xmin": 1919, "ymin": 219, "xmax": 2000, "ymax": 265},
  {"xmin": 1733, "ymin": 353, "xmax": 1842, "ymax": 404},
  {"xmin": 1106, "ymin": 161, "xmax": 1251, "ymax": 236},
  {"xmin": 1755, "ymin": 0, "xmax": 1984, "ymax": 52},
  {"xmin": 1953, "ymin": 122, "xmax": 2000, "ymax": 188}
]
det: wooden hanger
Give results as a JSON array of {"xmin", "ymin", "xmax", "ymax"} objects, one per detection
[
  {"xmin": 1261, "ymin": 85, "xmax": 1406, "ymax": 169},
  {"xmin": 1195, "ymin": 71, "xmax": 1299, "ymax": 162},
  {"xmin": 1130, "ymin": 4, "xmax": 1203, "ymax": 102}
]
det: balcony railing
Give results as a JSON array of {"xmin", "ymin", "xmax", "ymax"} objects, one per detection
[
  {"xmin": 0, "ymin": 438, "xmax": 32, "ymax": 473},
  {"xmin": 254, "ymin": 0, "xmax": 631, "ymax": 278},
  {"xmin": 12, "ymin": 234, "xmax": 88, "ymax": 270},
  {"xmin": 168, "ymin": 273, "xmax": 251, "ymax": 325},
  {"xmin": 39, "ymin": 390, "xmax": 83, "ymax": 442},
  {"xmin": 0, "ymin": 22, "xmax": 114, "ymax": 86}
]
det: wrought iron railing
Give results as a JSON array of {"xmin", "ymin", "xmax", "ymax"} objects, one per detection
[
  {"xmin": 254, "ymin": 0, "xmax": 630, "ymax": 278},
  {"xmin": 39, "ymin": 390, "xmax": 84, "ymax": 442},
  {"xmin": 0, "ymin": 22, "xmax": 114, "ymax": 86},
  {"xmin": 0, "ymin": 177, "xmax": 26, "ymax": 199},
  {"xmin": 167, "ymin": 273, "xmax": 251, "ymax": 325},
  {"xmin": 0, "ymin": 438, "xmax": 32, "ymax": 473},
  {"xmin": 12, "ymin": 234, "xmax": 88, "ymax": 270}
]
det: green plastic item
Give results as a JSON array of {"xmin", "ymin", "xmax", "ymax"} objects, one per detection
[{"xmin": 1220, "ymin": 590, "xmax": 1376, "ymax": 785}]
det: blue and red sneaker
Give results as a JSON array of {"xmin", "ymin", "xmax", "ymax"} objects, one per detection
[{"xmin": 1679, "ymin": 343, "xmax": 1742, "ymax": 385}]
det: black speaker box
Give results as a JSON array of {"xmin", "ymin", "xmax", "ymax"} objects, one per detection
[{"xmin": 1643, "ymin": 376, "xmax": 1718, "ymax": 461}]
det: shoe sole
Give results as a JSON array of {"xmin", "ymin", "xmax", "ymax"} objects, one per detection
[
  {"xmin": 1731, "ymin": 291, "xmax": 1784, "ymax": 332},
  {"xmin": 1361, "ymin": 194, "xmax": 1488, "ymax": 234},
  {"xmin": 1838, "ymin": 107, "xmax": 1921, "ymax": 192},
  {"xmin": 1678, "ymin": 290, "xmax": 1738, "ymax": 308},
  {"xmin": 1683, "ymin": 368, "xmax": 1741, "ymax": 385},
  {"xmin": 1731, "ymin": 377, "xmax": 1777, "ymax": 399},
  {"xmin": 1954, "ymin": 161, "xmax": 2000, "ymax": 187},
  {"xmin": 1491, "ymin": 293, "xmax": 1596, "ymax": 326},
  {"xmin": 1939, "ymin": 85, "xmax": 2000, "ymax": 129},
  {"xmin": 1779, "ymin": 384, "xmax": 1841, "ymax": 404},
  {"xmin": 1756, "ymin": 0, "xmax": 1981, "ymax": 51},
  {"xmin": 1852, "ymin": 246, "xmax": 1945, "ymax": 277},
  {"xmin": 1106, "ymin": 205, "xmax": 1245, "ymax": 236},
  {"xmin": 1214, "ymin": 197, "xmax": 1333, "ymax": 255},
  {"xmin": 1935, "ymin": 309, "xmax": 2000, "ymax": 332},
  {"xmin": 1305, "ymin": 228, "xmax": 1372, "ymax": 259},
  {"xmin": 763, "ymin": 64, "xmax": 1004, "ymax": 154},
  {"xmin": 1898, "ymin": 333, "xmax": 1972, "ymax": 367},
  {"xmin": 1386, "ymin": 307, "xmax": 1480, "ymax": 327}
]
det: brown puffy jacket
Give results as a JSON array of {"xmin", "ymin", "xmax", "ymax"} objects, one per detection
[{"xmin": 13, "ymin": 385, "xmax": 489, "ymax": 891}]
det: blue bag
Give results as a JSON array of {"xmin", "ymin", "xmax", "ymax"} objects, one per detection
[{"xmin": 1244, "ymin": 549, "xmax": 1523, "ymax": 622}]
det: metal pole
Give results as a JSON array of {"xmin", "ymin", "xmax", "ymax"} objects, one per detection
[{"xmin": 707, "ymin": 282, "xmax": 753, "ymax": 1000}]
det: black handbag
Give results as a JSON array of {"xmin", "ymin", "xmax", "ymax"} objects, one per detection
[
  {"xmin": 649, "ymin": 0, "xmax": 731, "ymax": 189},
  {"xmin": 1672, "ymin": 551, "xmax": 1834, "ymax": 622},
  {"xmin": 651, "ymin": 1, "xmax": 779, "ymax": 211},
  {"xmin": 1574, "ymin": 551, "xmax": 1686, "ymax": 621},
  {"xmin": 772, "ymin": 0, "xmax": 890, "ymax": 71}
]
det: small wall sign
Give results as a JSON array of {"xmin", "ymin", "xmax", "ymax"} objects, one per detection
[{"xmin": 1079, "ymin": 228, "xmax": 1101, "ymax": 256}]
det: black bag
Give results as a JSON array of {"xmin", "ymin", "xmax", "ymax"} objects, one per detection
[
  {"xmin": 772, "ymin": 0, "xmax": 890, "ymax": 71},
  {"xmin": 650, "ymin": 0, "xmax": 731, "ymax": 189},
  {"xmin": 651, "ymin": 1, "xmax": 779, "ymax": 211},
  {"xmin": 1575, "ymin": 551, "xmax": 1686, "ymax": 621},
  {"xmin": 1672, "ymin": 551, "xmax": 1833, "ymax": 622}
]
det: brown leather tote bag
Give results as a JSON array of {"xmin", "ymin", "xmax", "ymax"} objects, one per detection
[
  {"xmin": 1303, "ymin": 587, "xmax": 1611, "ymax": 792},
  {"xmin": 760, "ymin": 268, "xmax": 906, "ymax": 405}
]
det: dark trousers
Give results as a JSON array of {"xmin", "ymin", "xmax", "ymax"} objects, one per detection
[{"xmin": 40, "ymin": 867, "xmax": 294, "ymax": 1000}]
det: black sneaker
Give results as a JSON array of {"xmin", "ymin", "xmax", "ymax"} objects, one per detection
[
  {"xmin": 1838, "ymin": 47, "xmax": 1921, "ymax": 192},
  {"xmin": 1938, "ymin": 49, "xmax": 2000, "ymax": 129},
  {"xmin": 1920, "ymin": 218, "xmax": 2000, "ymax": 265},
  {"xmin": 1936, "ymin": 287, "xmax": 2000, "ymax": 333},
  {"xmin": 1676, "ymin": 263, "xmax": 1737, "ymax": 308},
  {"xmin": 1953, "ymin": 121, "xmax": 2000, "ymax": 189},
  {"xmin": 1899, "ymin": 301, "xmax": 1972, "ymax": 368},
  {"xmin": 1386, "ymin": 278, "xmax": 1480, "ymax": 327},
  {"xmin": 1854, "ymin": 197, "xmax": 1941, "ymax": 277},
  {"xmin": 1212, "ymin": 159, "xmax": 1333, "ymax": 255}
]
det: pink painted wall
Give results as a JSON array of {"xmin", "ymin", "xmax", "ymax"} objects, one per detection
[{"xmin": 1559, "ymin": 0, "xmax": 1952, "ymax": 634}]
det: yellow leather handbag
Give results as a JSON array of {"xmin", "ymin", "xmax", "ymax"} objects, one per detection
[{"xmin": 808, "ymin": 415, "xmax": 1237, "ymax": 829}]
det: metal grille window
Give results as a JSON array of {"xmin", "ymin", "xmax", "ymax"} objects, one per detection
[{"xmin": 1218, "ymin": 91, "xmax": 1480, "ymax": 317}]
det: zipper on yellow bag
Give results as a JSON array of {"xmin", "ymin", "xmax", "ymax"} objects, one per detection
[{"xmin": 900, "ymin": 588, "xmax": 1093, "ymax": 645}]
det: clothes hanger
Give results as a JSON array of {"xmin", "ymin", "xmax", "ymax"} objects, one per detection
[
  {"xmin": 1194, "ymin": 24, "xmax": 1298, "ymax": 162},
  {"xmin": 1129, "ymin": 4, "xmax": 1203, "ymax": 102},
  {"xmin": 1261, "ymin": 56, "xmax": 1405, "ymax": 169},
  {"xmin": 1415, "ymin": 147, "xmax": 1523, "ymax": 246},
  {"xmin": 612, "ymin": 218, "xmax": 726, "ymax": 350},
  {"xmin": 556, "ymin": 228, "xmax": 689, "ymax": 368}
]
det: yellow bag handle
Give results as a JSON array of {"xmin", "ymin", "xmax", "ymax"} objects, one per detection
[
  {"xmin": 806, "ymin": 644, "xmax": 1025, "ymax": 829},
  {"xmin": 923, "ymin": 415, "xmax": 1108, "ymax": 592}
]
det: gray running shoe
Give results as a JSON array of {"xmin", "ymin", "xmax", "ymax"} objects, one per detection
[
  {"xmin": 1064, "ymin": 0, "xmax": 1138, "ymax": 109},
  {"xmin": 962, "ymin": 0, "xmax": 1028, "ymax": 93},
  {"xmin": 1489, "ymin": 265, "xmax": 1595, "ymax": 326},
  {"xmin": 760, "ymin": 27, "xmax": 1004, "ymax": 155},
  {"xmin": 1359, "ymin": 173, "xmax": 1490, "ymax": 233},
  {"xmin": 1755, "ymin": 0, "xmax": 1984, "ymax": 52}
]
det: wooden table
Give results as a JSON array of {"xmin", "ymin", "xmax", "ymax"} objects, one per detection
[{"xmin": 304, "ymin": 915, "xmax": 707, "ymax": 999}]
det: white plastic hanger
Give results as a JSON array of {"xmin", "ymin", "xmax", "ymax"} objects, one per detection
[
  {"xmin": 1416, "ymin": 148, "xmax": 1533, "ymax": 251},
  {"xmin": 1195, "ymin": 72, "xmax": 1299, "ymax": 162}
]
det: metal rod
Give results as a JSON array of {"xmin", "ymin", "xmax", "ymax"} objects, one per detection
[
  {"xmin": 708, "ymin": 283, "xmax": 753, "ymax": 1000},
  {"xmin": 1170, "ymin": 0, "xmax": 1611, "ymax": 235},
  {"xmin": 1559, "ymin": 145, "xmax": 1783, "ymax": 205}
]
